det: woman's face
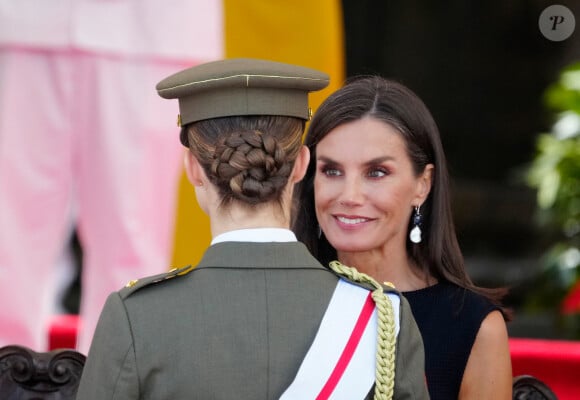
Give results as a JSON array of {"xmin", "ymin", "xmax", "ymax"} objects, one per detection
[{"xmin": 314, "ymin": 116, "xmax": 431, "ymax": 255}]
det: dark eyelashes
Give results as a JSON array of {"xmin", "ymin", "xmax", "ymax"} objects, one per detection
[
  {"xmin": 320, "ymin": 164, "xmax": 341, "ymax": 176},
  {"xmin": 317, "ymin": 162, "xmax": 391, "ymax": 177}
]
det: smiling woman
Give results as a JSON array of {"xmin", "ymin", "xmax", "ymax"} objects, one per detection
[
  {"xmin": 292, "ymin": 76, "xmax": 513, "ymax": 400},
  {"xmin": 313, "ymin": 117, "xmax": 433, "ymax": 286}
]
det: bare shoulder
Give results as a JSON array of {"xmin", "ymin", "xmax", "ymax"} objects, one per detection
[
  {"xmin": 459, "ymin": 310, "xmax": 512, "ymax": 400},
  {"xmin": 477, "ymin": 310, "xmax": 510, "ymax": 344}
]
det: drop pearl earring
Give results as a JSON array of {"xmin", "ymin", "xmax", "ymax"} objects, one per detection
[{"xmin": 409, "ymin": 206, "xmax": 422, "ymax": 244}]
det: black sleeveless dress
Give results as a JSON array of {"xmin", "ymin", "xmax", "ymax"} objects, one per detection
[{"xmin": 403, "ymin": 281, "xmax": 498, "ymax": 400}]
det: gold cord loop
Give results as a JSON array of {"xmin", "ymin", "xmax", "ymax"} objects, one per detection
[{"xmin": 329, "ymin": 261, "xmax": 396, "ymax": 400}]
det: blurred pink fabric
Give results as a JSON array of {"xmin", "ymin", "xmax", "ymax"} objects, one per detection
[{"xmin": 0, "ymin": 0, "xmax": 223, "ymax": 354}]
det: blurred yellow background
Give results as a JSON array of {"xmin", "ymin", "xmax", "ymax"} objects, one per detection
[{"xmin": 170, "ymin": 0, "xmax": 345, "ymax": 268}]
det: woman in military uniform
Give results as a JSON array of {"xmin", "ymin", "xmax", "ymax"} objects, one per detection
[{"xmin": 76, "ymin": 58, "xmax": 429, "ymax": 400}]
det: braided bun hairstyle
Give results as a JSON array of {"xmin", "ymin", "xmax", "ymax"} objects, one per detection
[{"xmin": 186, "ymin": 115, "xmax": 305, "ymax": 207}]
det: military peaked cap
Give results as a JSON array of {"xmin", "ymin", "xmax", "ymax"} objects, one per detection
[{"xmin": 156, "ymin": 58, "xmax": 330, "ymax": 145}]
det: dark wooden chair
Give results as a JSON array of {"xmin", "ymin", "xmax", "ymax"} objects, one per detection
[
  {"xmin": 0, "ymin": 345, "xmax": 85, "ymax": 400},
  {"xmin": 513, "ymin": 375, "xmax": 558, "ymax": 400}
]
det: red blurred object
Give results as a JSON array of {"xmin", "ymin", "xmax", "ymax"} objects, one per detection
[
  {"xmin": 48, "ymin": 314, "xmax": 80, "ymax": 350},
  {"xmin": 561, "ymin": 280, "xmax": 580, "ymax": 314},
  {"xmin": 510, "ymin": 338, "xmax": 580, "ymax": 399},
  {"xmin": 46, "ymin": 316, "xmax": 580, "ymax": 398}
]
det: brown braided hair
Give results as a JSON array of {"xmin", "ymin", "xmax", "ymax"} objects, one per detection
[{"xmin": 186, "ymin": 115, "xmax": 305, "ymax": 207}]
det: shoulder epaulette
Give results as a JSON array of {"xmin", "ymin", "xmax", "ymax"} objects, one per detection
[
  {"xmin": 381, "ymin": 281, "xmax": 401, "ymax": 296},
  {"xmin": 119, "ymin": 265, "xmax": 195, "ymax": 298}
]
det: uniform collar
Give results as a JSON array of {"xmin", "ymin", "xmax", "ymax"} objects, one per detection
[{"xmin": 211, "ymin": 228, "xmax": 297, "ymax": 245}]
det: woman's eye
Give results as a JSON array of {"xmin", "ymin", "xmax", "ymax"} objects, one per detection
[
  {"xmin": 368, "ymin": 168, "xmax": 388, "ymax": 178},
  {"xmin": 321, "ymin": 165, "xmax": 342, "ymax": 177}
]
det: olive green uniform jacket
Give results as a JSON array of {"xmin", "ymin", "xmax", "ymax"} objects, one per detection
[{"xmin": 76, "ymin": 241, "xmax": 429, "ymax": 399}]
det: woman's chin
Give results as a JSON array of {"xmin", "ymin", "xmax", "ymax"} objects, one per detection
[{"xmin": 327, "ymin": 238, "xmax": 370, "ymax": 254}]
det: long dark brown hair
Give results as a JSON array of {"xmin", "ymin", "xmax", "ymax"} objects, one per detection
[{"xmin": 292, "ymin": 76, "xmax": 509, "ymax": 315}]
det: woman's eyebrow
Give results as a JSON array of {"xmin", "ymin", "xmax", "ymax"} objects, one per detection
[
  {"xmin": 317, "ymin": 155, "xmax": 339, "ymax": 164},
  {"xmin": 364, "ymin": 156, "xmax": 395, "ymax": 165},
  {"xmin": 317, "ymin": 155, "xmax": 395, "ymax": 165}
]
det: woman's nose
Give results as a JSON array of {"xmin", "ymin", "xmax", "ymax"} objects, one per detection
[{"xmin": 337, "ymin": 176, "xmax": 364, "ymax": 206}]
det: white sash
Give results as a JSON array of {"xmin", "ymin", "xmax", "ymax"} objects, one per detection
[{"xmin": 280, "ymin": 279, "xmax": 400, "ymax": 400}]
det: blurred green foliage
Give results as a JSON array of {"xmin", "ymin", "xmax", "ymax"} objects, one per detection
[{"xmin": 525, "ymin": 61, "xmax": 580, "ymax": 338}]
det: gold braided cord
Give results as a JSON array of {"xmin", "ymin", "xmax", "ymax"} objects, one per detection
[{"xmin": 329, "ymin": 261, "xmax": 396, "ymax": 400}]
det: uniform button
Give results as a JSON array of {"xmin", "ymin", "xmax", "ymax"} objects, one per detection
[{"xmin": 125, "ymin": 279, "xmax": 139, "ymax": 288}]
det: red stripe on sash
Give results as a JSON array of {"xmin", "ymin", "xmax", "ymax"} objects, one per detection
[{"xmin": 316, "ymin": 292, "xmax": 375, "ymax": 400}]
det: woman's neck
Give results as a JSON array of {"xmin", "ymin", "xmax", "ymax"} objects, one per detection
[
  {"xmin": 337, "ymin": 249, "xmax": 433, "ymax": 292},
  {"xmin": 209, "ymin": 202, "xmax": 290, "ymax": 238}
]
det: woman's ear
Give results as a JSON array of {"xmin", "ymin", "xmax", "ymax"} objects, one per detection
[
  {"xmin": 184, "ymin": 149, "xmax": 211, "ymax": 214},
  {"xmin": 183, "ymin": 150, "xmax": 205, "ymax": 187},
  {"xmin": 415, "ymin": 163, "xmax": 434, "ymax": 204},
  {"xmin": 290, "ymin": 145, "xmax": 310, "ymax": 183}
]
